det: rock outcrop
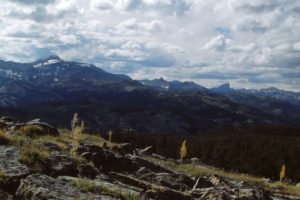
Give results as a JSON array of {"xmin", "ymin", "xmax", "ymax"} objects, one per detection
[
  {"xmin": 0, "ymin": 146, "xmax": 30, "ymax": 193},
  {"xmin": 15, "ymin": 174, "xmax": 115, "ymax": 200},
  {"xmin": 44, "ymin": 151, "xmax": 78, "ymax": 177},
  {"xmin": 0, "ymin": 118, "xmax": 300, "ymax": 200}
]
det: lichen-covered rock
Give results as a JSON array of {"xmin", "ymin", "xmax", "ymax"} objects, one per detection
[
  {"xmin": 59, "ymin": 176, "xmax": 142, "ymax": 197},
  {"xmin": 77, "ymin": 163, "xmax": 98, "ymax": 179},
  {"xmin": 138, "ymin": 146, "xmax": 155, "ymax": 156},
  {"xmin": 126, "ymin": 155, "xmax": 177, "ymax": 174},
  {"xmin": 109, "ymin": 172, "xmax": 192, "ymax": 200},
  {"xmin": 15, "ymin": 174, "xmax": 116, "ymax": 200},
  {"xmin": 44, "ymin": 151, "xmax": 78, "ymax": 177},
  {"xmin": 76, "ymin": 143, "xmax": 103, "ymax": 155},
  {"xmin": 25, "ymin": 122, "xmax": 59, "ymax": 136},
  {"xmin": 111, "ymin": 143, "xmax": 136, "ymax": 155},
  {"xmin": 77, "ymin": 144, "xmax": 139, "ymax": 173},
  {"xmin": 135, "ymin": 171, "xmax": 212, "ymax": 191},
  {"xmin": 0, "ymin": 146, "xmax": 30, "ymax": 193},
  {"xmin": 40, "ymin": 140, "xmax": 61, "ymax": 151},
  {"xmin": 0, "ymin": 116, "xmax": 16, "ymax": 127}
]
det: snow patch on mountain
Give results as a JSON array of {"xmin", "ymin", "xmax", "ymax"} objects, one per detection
[
  {"xmin": 33, "ymin": 59, "xmax": 61, "ymax": 68},
  {"xmin": 77, "ymin": 63, "xmax": 92, "ymax": 67}
]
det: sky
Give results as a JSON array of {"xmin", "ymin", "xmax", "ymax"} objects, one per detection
[{"xmin": 0, "ymin": 0, "xmax": 300, "ymax": 91}]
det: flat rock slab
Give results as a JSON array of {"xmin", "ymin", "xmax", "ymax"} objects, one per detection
[
  {"xmin": 16, "ymin": 174, "xmax": 117, "ymax": 200},
  {"xmin": 0, "ymin": 146, "xmax": 29, "ymax": 178},
  {"xmin": 59, "ymin": 176, "xmax": 141, "ymax": 197}
]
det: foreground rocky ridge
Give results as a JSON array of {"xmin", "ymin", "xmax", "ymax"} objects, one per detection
[{"xmin": 0, "ymin": 117, "xmax": 299, "ymax": 200}]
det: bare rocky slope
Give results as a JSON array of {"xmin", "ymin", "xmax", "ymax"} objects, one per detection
[{"xmin": 0, "ymin": 116, "xmax": 300, "ymax": 200}]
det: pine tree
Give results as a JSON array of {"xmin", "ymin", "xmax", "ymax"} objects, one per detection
[
  {"xmin": 180, "ymin": 139, "xmax": 187, "ymax": 161},
  {"xmin": 108, "ymin": 130, "xmax": 113, "ymax": 143},
  {"xmin": 280, "ymin": 164, "xmax": 286, "ymax": 182}
]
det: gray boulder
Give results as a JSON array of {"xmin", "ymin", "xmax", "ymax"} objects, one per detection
[
  {"xmin": 25, "ymin": 121, "xmax": 59, "ymax": 137},
  {"xmin": 59, "ymin": 176, "xmax": 142, "ymax": 197},
  {"xmin": 0, "ymin": 146, "xmax": 30, "ymax": 193},
  {"xmin": 111, "ymin": 143, "xmax": 136, "ymax": 155},
  {"xmin": 44, "ymin": 151, "xmax": 78, "ymax": 177},
  {"xmin": 77, "ymin": 163, "xmax": 98, "ymax": 179},
  {"xmin": 15, "ymin": 174, "xmax": 116, "ymax": 200},
  {"xmin": 127, "ymin": 155, "xmax": 177, "ymax": 174},
  {"xmin": 0, "ymin": 116, "xmax": 16, "ymax": 127},
  {"xmin": 77, "ymin": 144, "xmax": 139, "ymax": 173},
  {"xmin": 40, "ymin": 140, "xmax": 61, "ymax": 151}
]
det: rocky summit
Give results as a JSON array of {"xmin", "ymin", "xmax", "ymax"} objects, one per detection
[{"xmin": 0, "ymin": 116, "xmax": 300, "ymax": 200}]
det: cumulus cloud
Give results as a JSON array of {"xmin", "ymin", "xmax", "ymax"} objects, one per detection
[
  {"xmin": 0, "ymin": 0, "xmax": 300, "ymax": 91},
  {"xmin": 204, "ymin": 35, "xmax": 232, "ymax": 51},
  {"xmin": 294, "ymin": 42, "xmax": 300, "ymax": 51}
]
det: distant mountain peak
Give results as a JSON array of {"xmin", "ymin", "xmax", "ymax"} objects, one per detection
[
  {"xmin": 211, "ymin": 83, "xmax": 232, "ymax": 93},
  {"xmin": 41, "ymin": 55, "xmax": 62, "ymax": 61},
  {"xmin": 221, "ymin": 82, "xmax": 230, "ymax": 88},
  {"xmin": 153, "ymin": 77, "xmax": 168, "ymax": 82},
  {"xmin": 33, "ymin": 55, "xmax": 62, "ymax": 68},
  {"xmin": 262, "ymin": 87, "xmax": 280, "ymax": 92}
]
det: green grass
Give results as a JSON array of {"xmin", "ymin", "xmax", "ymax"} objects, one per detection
[{"xmin": 70, "ymin": 177, "xmax": 140, "ymax": 200}]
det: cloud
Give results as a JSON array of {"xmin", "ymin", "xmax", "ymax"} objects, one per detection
[
  {"xmin": 90, "ymin": 0, "xmax": 192, "ymax": 16},
  {"xmin": 115, "ymin": 18, "xmax": 164, "ymax": 35},
  {"xmin": 294, "ymin": 42, "xmax": 300, "ymax": 51},
  {"xmin": 90, "ymin": 0, "xmax": 114, "ymax": 11},
  {"xmin": 204, "ymin": 35, "xmax": 232, "ymax": 51},
  {"xmin": 8, "ymin": 0, "xmax": 56, "ymax": 5},
  {"xmin": 0, "ymin": 0, "xmax": 300, "ymax": 91}
]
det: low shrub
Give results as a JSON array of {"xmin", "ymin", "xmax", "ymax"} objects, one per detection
[
  {"xmin": 19, "ymin": 145, "xmax": 49, "ymax": 172},
  {"xmin": 15, "ymin": 125, "xmax": 44, "ymax": 137}
]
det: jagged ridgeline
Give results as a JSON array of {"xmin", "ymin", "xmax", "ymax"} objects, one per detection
[
  {"xmin": 0, "ymin": 56, "xmax": 300, "ymax": 134},
  {"xmin": 1, "ymin": 116, "xmax": 300, "ymax": 199}
]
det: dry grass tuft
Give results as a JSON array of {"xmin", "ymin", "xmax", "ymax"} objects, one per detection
[{"xmin": 15, "ymin": 125, "xmax": 44, "ymax": 137}]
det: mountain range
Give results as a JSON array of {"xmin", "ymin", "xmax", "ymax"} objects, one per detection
[{"xmin": 0, "ymin": 55, "xmax": 299, "ymax": 134}]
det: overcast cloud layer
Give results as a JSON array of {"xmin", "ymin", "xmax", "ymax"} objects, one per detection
[{"xmin": 0, "ymin": 0, "xmax": 300, "ymax": 91}]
